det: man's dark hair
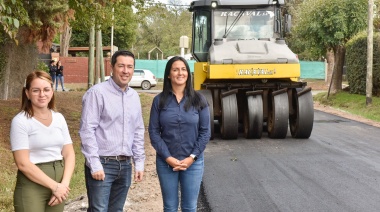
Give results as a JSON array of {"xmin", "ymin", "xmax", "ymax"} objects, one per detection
[{"xmin": 111, "ymin": 50, "xmax": 135, "ymax": 67}]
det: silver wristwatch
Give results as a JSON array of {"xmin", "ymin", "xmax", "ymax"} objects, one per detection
[{"xmin": 190, "ymin": 154, "xmax": 198, "ymax": 161}]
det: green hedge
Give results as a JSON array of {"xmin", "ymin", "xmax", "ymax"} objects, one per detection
[{"xmin": 346, "ymin": 31, "xmax": 380, "ymax": 96}]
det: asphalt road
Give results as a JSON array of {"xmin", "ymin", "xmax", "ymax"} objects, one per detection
[{"xmin": 200, "ymin": 110, "xmax": 380, "ymax": 212}]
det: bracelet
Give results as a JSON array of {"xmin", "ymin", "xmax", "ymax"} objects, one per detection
[{"xmin": 54, "ymin": 183, "xmax": 60, "ymax": 193}]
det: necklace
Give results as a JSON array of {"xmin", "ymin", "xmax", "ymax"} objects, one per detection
[
  {"xmin": 34, "ymin": 112, "xmax": 50, "ymax": 120},
  {"xmin": 173, "ymin": 91, "xmax": 184, "ymax": 98},
  {"xmin": 173, "ymin": 92, "xmax": 183, "ymax": 102}
]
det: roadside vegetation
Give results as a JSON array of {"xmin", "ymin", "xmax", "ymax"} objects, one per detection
[{"xmin": 314, "ymin": 91, "xmax": 380, "ymax": 122}]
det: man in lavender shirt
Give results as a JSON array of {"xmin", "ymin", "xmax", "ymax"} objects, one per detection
[{"xmin": 79, "ymin": 50, "xmax": 145, "ymax": 211}]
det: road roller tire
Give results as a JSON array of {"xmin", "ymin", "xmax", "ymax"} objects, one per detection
[
  {"xmin": 244, "ymin": 91, "xmax": 263, "ymax": 139},
  {"xmin": 198, "ymin": 89, "xmax": 214, "ymax": 139},
  {"xmin": 268, "ymin": 89, "xmax": 289, "ymax": 139},
  {"xmin": 289, "ymin": 87, "xmax": 314, "ymax": 138},
  {"xmin": 220, "ymin": 90, "xmax": 238, "ymax": 139}
]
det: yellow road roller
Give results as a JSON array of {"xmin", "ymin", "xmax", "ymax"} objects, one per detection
[{"xmin": 189, "ymin": 0, "xmax": 314, "ymax": 139}]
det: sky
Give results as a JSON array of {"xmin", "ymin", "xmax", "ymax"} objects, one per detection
[{"xmin": 155, "ymin": 0, "xmax": 193, "ymax": 7}]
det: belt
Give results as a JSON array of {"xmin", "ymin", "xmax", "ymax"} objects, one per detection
[
  {"xmin": 100, "ymin": 155, "xmax": 131, "ymax": 161},
  {"xmin": 36, "ymin": 160, "xmax": 63, "ymax": 166}
]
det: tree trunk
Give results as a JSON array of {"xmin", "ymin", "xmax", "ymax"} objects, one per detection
[
  {"xmin": 330, "ymin": 45, "xmax": 345, "ymax": 94},
  {"xmin": 88, "ymin": 19, "xmax": 95, "ymax": 88},
  {"xmin": 95, "ymin": 26, "xmax": 101, "ymax": 85},
  {"xmin": 100, "ymin": 31, "xmax": 105, "ymax": 82},
  {"xmin": 60, "ymin": 22, "xmax": 72, "ymax": 57},
  {"xmin": 1, "ymin": 45, "xmax": 13, "ymax": 100},
  {"xmin": 326, "ymin": 49, "xmax": 334, "ymax": 85},
  {"xmin": 0, "ymin": 34, "xmax": 38, "ymax": 100}
]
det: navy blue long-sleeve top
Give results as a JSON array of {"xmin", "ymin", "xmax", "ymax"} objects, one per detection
[{"xmin": 148, "ymin": 92, "xmax": 210, "ymax": 160}]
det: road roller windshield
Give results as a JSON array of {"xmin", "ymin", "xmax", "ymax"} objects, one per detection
[{"xmin": 215, "ymin": 9, "xmax": 275, "ymax": 40}]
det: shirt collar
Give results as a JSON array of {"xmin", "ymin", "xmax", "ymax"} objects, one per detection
[
  {"xmin": 108, "ymin": 77, "xmax": 129, "ymax": 93},
  {"xmin": 170, "ymin": 89, "xmax": 187, "ymax": 96}
]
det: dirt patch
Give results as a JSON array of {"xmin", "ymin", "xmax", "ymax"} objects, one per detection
[{"xmin": 304, "ymin": 79, "xmax": 330, "ymax": 90}]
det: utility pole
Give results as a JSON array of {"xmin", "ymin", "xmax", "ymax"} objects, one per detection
[
  {"xmin": 365, "ymin": 0, "xmax": 373, "ymax": 107},
  {"xmin": 366, "ymin": 0, "xmax": 373, "ymax": 106}
]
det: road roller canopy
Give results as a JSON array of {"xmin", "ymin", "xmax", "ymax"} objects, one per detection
[
  {"xmin": 189, "ymin": 0, "xmax": 285, "ymax": 11},
  {"xmin": 190, "ymin": 0, "xmax": 291, "ymax": 63}
]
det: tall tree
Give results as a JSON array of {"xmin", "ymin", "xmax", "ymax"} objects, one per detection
[
  {"xmin": 0, "ymin": 0, "xmax": 68, "ymax": 99},
  {"xmin": 0, "ymin": 0, "xmax": 22, "ymax": 42},
  {"xmin": 68, "ymin": 0, "xmax": 143, "ymax": 87},
  {"xmin": 23, "ymin": 1, "xmax": 69, "ymax": 51},
  {"xmin": 373, "ymin": 0, "xmax": 380, "ymax": 29},
  {"xmin": 69, "ymin": 1, "xmax": 140, "ymax": 53},
  {"xmin": 0, "ymin": 0, "xmax": 26, "ymax": 100},
  {"xmin": 59, "ymin": 9, "xmax": 75, "ymax": 57},
  {"xmin": 134, "ymin": 2, "xmax": 192, "ymax": 59},
  {"xmin": 111, "ymin": 5, "xmax": 138, "ymax": 50},
  {"xmin": 293, "ymin": 0, "xmax": 367, "ymax": 94},
  {"xmin": 285, "ymin": 0, "xmax": 320, "ymax": 61}
]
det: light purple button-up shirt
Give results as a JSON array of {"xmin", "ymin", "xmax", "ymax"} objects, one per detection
[{"xmin": 79, "ymin": 78, "xmax": 145, "ymax": 173}]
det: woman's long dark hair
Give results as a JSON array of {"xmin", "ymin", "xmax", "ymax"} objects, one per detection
[{"xmin": 159, "ymin": 56, "xmax": 207, "ymax": 111}]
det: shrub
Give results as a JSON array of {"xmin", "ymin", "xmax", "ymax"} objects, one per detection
[
  {"xmin": 37, "ymin": 61, "xmax": 49, "ymax": 73},
  {"xmin": 346, "ymin": 31, "xmax": 380, "ymax": 96}
]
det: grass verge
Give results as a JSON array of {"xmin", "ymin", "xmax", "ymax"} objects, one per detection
[{"xmin": 313, "ymin": 91, "xmax": 380, "ymax": 122}]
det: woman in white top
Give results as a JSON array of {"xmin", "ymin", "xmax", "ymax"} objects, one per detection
[{"xmin": 10, "ymin": 71, "xmax": 75, "ymax": 212}]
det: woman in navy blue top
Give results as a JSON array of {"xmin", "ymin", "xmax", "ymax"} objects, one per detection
[{"xmin": 149, "ymin": 56, "xmax": 210, "ymax": 212}]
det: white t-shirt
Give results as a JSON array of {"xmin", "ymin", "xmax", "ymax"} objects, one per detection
[{"xmin": 10, "ymin": 110, "xmax": 73, "ymax": 164}]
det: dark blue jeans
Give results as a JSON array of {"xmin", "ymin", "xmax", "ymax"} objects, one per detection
[
  {"xmin": 156, "ymin": 155, "xmax": 204, "ymax": 212},
  {"xmin": 55, "ymin": 74, "xmax": 64, "ymax": 91},
  {"xmin": 85, "ymin": 157, "xmax": 132, "ymax": 212}
]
